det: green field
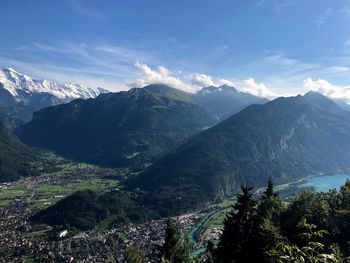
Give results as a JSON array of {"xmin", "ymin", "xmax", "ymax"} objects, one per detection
[
  {"xmin": 30, "ymin": 179, "xmax": 120, "ymax": 209},
  {"xmin": 202, "ymin": 199, "xmax": 235, "ymax": 230},
  {"xmin": 0, "ymin": 152, "xmax": 123, "ymax": 210},
  {"xmin": 40, "ymin": 161, "xmax": 98, "ymax": 177},
  {"xmin": 0, "ymin": 178, "xmax": 120, "ymax": 210}
]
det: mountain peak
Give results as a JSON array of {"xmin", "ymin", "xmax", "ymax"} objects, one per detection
[
  {"xmin": 0, "ymin": 67, "xmax": 108, "ymax": 100},
  {"xmin": 218, "ymin": 84, "xmax": 238, "ymax": 92},
  {"xmin": 194, "ymin": 84, "xmax": 268, "ymax": 120},
  {"xmin": 143, "ymin": 84, "xmax": 192, "ymax": 103},
  {"xmin": 303, "ymin": 90, "xmax": 324, "ymax": 98},
  {"xmin": 0, "ymin": 67, "xmax": 109, "ymax": 123},
  {"xmin": 5, "ymin": 67, "xmax": 18, "ymax": 73},
  {"xmin": 143, "ymin": 84, "xmax": 174, "ymax": 93},
  {"xmin": 303, "ymin": 90, "xmax": 342, "ymax": 112},
  {"xmin": 199, "ymin": 85, "xmax": 238, "ymax": 95}
]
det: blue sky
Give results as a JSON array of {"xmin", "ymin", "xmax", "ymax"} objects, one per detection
[{"xmin": 1, "ymin": 0, "xmax": 350, "ymax": 100}]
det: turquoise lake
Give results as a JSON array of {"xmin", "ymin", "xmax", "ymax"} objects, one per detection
[{"xmin": 299, "ymin": 174, "xmax": 350, "ymax": 192}]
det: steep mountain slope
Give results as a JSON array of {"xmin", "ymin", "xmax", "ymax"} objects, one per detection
[
  {"xmin": 332, "ymin": 99, "xmax": 350, "ymax": 111},
  {"xmin": 0, "ymin": 68, "xmax": 108, "ymax": 125},
  {"xmin": 127, "ymin": 92, "xmax": 350, "ymax": 199},
  {"xmin": 16, "ymin": 84, "xmax": 216, "ymax": 167},
  {"xmin": 0, "ymin": 118, "xmax": 37, "ymax": 182},
  {"xmin": 193, "ymin": 85, "xmax": 268, "ymax": 120}
]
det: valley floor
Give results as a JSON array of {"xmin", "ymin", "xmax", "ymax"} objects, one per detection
[{"xmin": 1, "ymin": 163, "xmax": 349, "ymax": 262}]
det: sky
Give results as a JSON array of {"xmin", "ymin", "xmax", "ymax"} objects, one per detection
[{"xmin": 1, "ymin": 0, "xmax": 350, "ymax": 101}]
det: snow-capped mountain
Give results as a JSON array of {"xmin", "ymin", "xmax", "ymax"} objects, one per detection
[
  {"xmin": 0, "ymin": 67, "xmax": 107, "ymax": 101},
  {"xmin": 0, "ymin": 67, "xmax": 109, "ymax": 127}
]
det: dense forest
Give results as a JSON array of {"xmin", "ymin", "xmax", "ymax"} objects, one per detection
[
  {"xmin": 125, "ymin": 179, "xmax": 350, "ymax": 263},
  {"xmin": 31, "ymin": 185, "xmax": 210, "ymax": 230}
]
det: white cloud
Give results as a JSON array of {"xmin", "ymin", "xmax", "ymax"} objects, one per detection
[
  {"xmin": 218, "ymin": 78, "xmax": 234, "ymax": 86},
  {"xmin": 0, "ymin": 55, "xmax": 126, "ymax": 91},
  {"xmin": 313, "ymin": 8, "xmax": 334, "ymax": 34},
  {"xmin": 254, "ymin": 0, "xmax": 295, "ymax": 13},
  {"xmin": 262, "ymin": 52, "xmax": 318, "ymax": 74},
  {"xmin": 263, "ymin": 52, "xmax": 299, "ymax": 67},
  {"xmin": 303, "ymin": 78, "xmax": 350, "ymax": 103},
  {"xmin": 325, "ymin": 66, "xmax": 349, "ymax": 73},
  {"xmin": 127, "ymin": 62, "xmax": 278, "ymax": 99},
  {"xmin": 3, "ymin": 41, "xmax": 303, "ymax": 100},
  {"xmin": 189, "ymin": 73, "xmax": 215, "ymax": 87},
  {"xmin": 126, "ymin": 62, "xmax": 196, "ymax": 92},
  {"xmin": 125, "ymin": 62, "xmax": 286, "ymax": 100},
  {"xmin": 238, "ymin": 78, "xmax": 278, "ymax": 99},
  {"xmin": 1, "ymin": 42, "xmax": 160, "ymax": 91},
  {"xmin": 128, "ymin": 62, "xmax": 240, "ymax": 93}
]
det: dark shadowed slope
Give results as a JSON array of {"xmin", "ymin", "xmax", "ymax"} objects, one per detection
[
  {"xmin": 16, "ymin": 84, "xmax": 216, "ymax": 167},
  {"xmin": 0, "ymin": 118, "xmax": 37, "ymax": 182}
]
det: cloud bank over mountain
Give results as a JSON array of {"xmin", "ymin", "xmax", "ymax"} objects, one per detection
[
  {"xmin": 127, "ymin": 62, "xmax": 279, "ymax": 98},
  {"xmin": 304, "ymin": 78, "xmax": 350, "ymax": 104}
]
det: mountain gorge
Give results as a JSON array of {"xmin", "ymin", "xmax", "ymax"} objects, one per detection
[
  {"xmin": 0, "ymin": 68, "xmax": 108, "ymax": 126},
  {"xmin": 16, "ymin": 84, "xmax": 216, "ymax": 167},
  {"xmin": 127, "ymin": 92, "xmax": 350, "ymax": 200}
]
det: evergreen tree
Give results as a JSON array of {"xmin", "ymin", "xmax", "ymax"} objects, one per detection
[
  {"xmin": 162, "ymin": 218, "xmax": 180, "ymax": 261},
  {"xmin": 262, "ymin": 177, "xmax": 278, "ymax": 200},
  {"xmin": 255, "ymin": 178, "xmax": 285, "ymax": 262},
  {"xmin": 205, "ymin": 240, "xmax": 217, "ymax": 263},
  {"xmin": 161, "ymin": 218, "xmax": 196, "ymax": 263},
  {"xmin": 124, "ymin": 244, "xmax": 144, "ymax": 263},
  {"xmin": 217, "ymin": 185, "xmax": 257, "ymax": 263},
  {"xmin": 336, "ymin": 180, "xmax": 350, "ymax": 255}
]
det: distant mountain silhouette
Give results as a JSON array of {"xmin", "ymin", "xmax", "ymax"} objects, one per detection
[{"xmin": 193, "ymin": 84, "xmax": 268, "ymax": 120}]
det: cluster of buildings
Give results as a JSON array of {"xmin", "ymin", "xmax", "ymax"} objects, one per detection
[
  {"xmin": 0, "ymin": 167, "xmax": 230, "ymax": 262},
  {"xmin": 0, "ymin": 191, "xmax": 203, "ymax": 262},
  {"xmin": 17, "ymin": 166, "xmax": 118, "ymax": 187}
]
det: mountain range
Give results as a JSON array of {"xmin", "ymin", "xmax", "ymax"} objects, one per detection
[
  {"xmin": 0, "ymin": 68, "xmax": 108, "ymax": 127},
  {"xmin": 10, "ymin": 78, "xmax": 350, "ymax": 204},
  {"xmin": 14, "ymin": 80, "xmax": 269, "ymax": 167},
  {"xmin": 19, "ymin": 87, "xmax": 350, "ymax": 230},
  {"xmin": 127, "ymin": 92, "xmax": 350, "ymax": 201}
]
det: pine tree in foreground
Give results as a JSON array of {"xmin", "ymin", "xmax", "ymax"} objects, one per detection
[
  {"xmin": 255, "ymin": 178, "xmax": 285, "ymax": 262},
  {"xmin": 217, "ymin": 185, "xmax": 257, "ymax": 263},
  {"xmin": 161, "ymin": 218, "xmax": 197, "ymax": 263},
  {"xmin": 262, "ymin": 176, "xmax": 278, "ymax": 200}
]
